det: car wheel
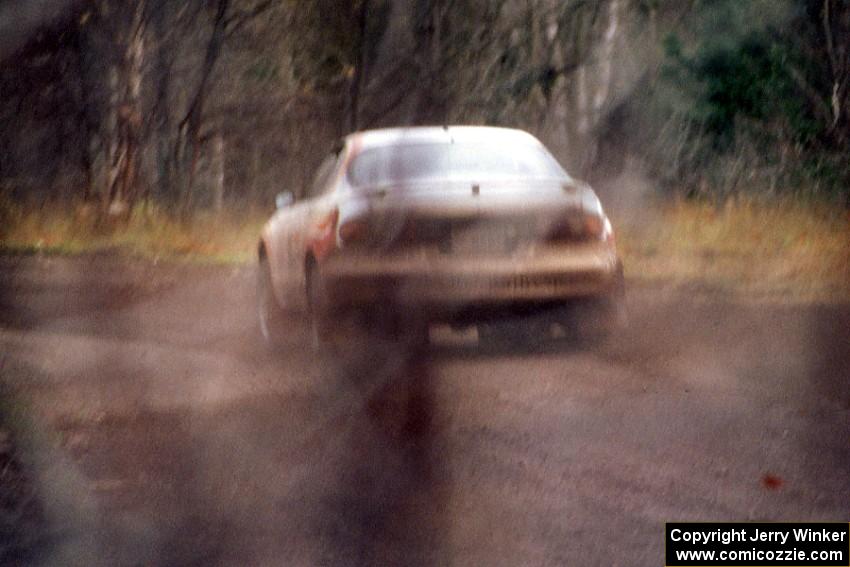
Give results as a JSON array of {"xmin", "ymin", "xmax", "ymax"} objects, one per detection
[
  {"xmin": 567, "ymin": 294, "xmax": 628, "ymax": 345},
  {"xmin": 576, "ymin": 298, "xmax": 618, "ymax": 342},
  {"xmin": 257, "ymin": 257, "xmax": 288, "ymax": 348},
  {"xmin": 596, "ymin": 265, "xmax": 629, "ymax": 338},
  {"xmin": 306, "ymin": 261, "xmax": 337, "ymax": 352},
  {"xmin": 611, "ymin": 262, "xmax": 628, "ymax": 329},
  {"xmin": 562, "ymin": 264, "xmax": 628, "ymax": 344}
]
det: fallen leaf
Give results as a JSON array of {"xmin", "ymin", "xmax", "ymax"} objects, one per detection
[{"xmin": 761, "ymin": 473, "xmax": 784, "ymax": 490}]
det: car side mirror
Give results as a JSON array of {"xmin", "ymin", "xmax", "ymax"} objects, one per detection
[{"xmin": 275, "ymin": 191, "xmax": 295, "ymax": 209}]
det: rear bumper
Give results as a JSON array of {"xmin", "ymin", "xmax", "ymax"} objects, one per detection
[{"xmin": 320, "ymin": 245, "xmax": 623, "ymax": 311}]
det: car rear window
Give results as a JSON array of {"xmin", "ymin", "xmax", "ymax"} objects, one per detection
[{"xmin": 347, "ymin": 142, "xmax": 568, "ymax": 188}]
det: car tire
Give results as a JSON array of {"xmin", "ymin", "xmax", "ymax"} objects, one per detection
[
  {"xmin": 575, "ymin": 297, "xmax": 621, "ymax": 342},
  {"xmin": 257, "ymin": 257, "xmax": 288, "ymax": 349},
  {"xmin": 569, "ymin": 276, "xmax": 628, "ymax": 344},
  {"xmin": 306, "ymin": 261, "xmax": 337, "ymax": 352},
  {"xmin": 599, "ymin": 263, "xmax": 629, "ymax": 337}
]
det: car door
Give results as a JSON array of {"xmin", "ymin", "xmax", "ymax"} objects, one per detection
[{"xmin": 278, "ymin": 149, "xmax": 344, "ymax": 311}]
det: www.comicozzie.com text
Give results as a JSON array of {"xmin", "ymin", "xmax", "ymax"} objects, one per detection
[{"xmin": 670, "ymin": 527, "xmax": 848, "ymax": 546}]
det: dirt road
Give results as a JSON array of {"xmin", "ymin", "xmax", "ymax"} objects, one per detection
[{"xmin": 1, "ymin": 253, "xmax": 848, "ymax": 566}]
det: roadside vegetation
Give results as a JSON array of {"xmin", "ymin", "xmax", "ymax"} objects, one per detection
[
  {"xmin": 2, "ymin": 0, "xmax": 848, "ymax": 211},
  {"xmin": 616, "ymin": 198, "xmax": 850, "ymax": 302},
  {"xmin": 0, "ymin": 200, "xmax": 265, "ymax": 264},
  {"xmin": 2, "ymin": 197, "xmax": 847, "ymax": 302},
  {"xmin": 0, "ymin": 0, "xmax": 847, "ymax": 297}
]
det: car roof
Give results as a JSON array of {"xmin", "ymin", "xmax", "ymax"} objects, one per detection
[{"xmin": 346, "ymin": 126, "xmax": 542, "ymax": 151}]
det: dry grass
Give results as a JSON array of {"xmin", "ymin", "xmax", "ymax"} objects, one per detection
[
  {"xmin": 2, "ymin": 198, "xmax": 848, "ymax": 301},
  {"xmin": 0, "ymin": 201, "xmax": 266, "ymax": 264},
  {"xmin": 615, "ymin": 198, "xmax": 850, "ymax": 302}
]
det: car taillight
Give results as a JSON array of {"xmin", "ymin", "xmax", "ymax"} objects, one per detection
[
  {"xmin": 584, "ymin": 213, "xmax": 604, "ymax": 239},
  {"xmin": 583, "ymin": 213, "xmax": 616, "ymax": 243},
  {"xmin": 548, "ymin": 212, "xmax": 608, "ymax": 243},
  {"xmin": 337, "ymin": 214, "xmax": 418, "ymax": 249},
  {"xmin": 310, "ymin": 208, "xmax": 340, "ymax": 261},
  {"xmin": 338, "ymin": 218, "xmax": 370, "ymax": 243}
]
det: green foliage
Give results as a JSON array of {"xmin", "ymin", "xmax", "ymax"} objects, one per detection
[
  {"xmin": 3, "ymin": 0, "xmax": 847, "ymax": 208},
  {"xmin": 243, "ymin": 58, "xmax": 280, "ymax": 83},
  {"xmin": 289, "ymin": 0, "xmax": 391, "ymax": 93},
  {"xmin": 651, "ymin": 0, "xmax": 849, "ymax": 198},
  {"xmin": 698, "ymin": 38, "xmax": 782, "ymax": 140}
]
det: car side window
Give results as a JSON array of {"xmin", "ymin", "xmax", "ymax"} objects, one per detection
[{"xmin": 306, "ymin": 153, "xmax": 339, "ymax": 199}]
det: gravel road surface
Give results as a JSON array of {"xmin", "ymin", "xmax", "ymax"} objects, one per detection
[{"xmin": 1, "ymin": 253, "xmax": 848, "ymax": 566}]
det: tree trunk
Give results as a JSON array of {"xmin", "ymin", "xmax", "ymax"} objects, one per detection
[
  {"xmin": 175, "ymin": 0, "xmax": 229, "ymax": 218},
  {"xmin": 211, "ymin": 132, "xmax": 225, "ymax": 212},
  {"xmin": 595, "ymin": 0, "xmax": 620, "ymax": 116},
  {"xmin": 86, "ymin": 0, "xmax": 146, "ymax": 222},
  {"xmin": 347, "ymin": 0, "xmax": 370, "ymax": 133}
]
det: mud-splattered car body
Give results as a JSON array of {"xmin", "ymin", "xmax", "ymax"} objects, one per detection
[{"xmin": 258, "ymin": 126, "xmax": 624, "ymax": 343}]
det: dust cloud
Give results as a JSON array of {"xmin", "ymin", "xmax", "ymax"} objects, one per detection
[{"xmin": 0, "ymin": 251, "xmax": 848, "ymax": 566}]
